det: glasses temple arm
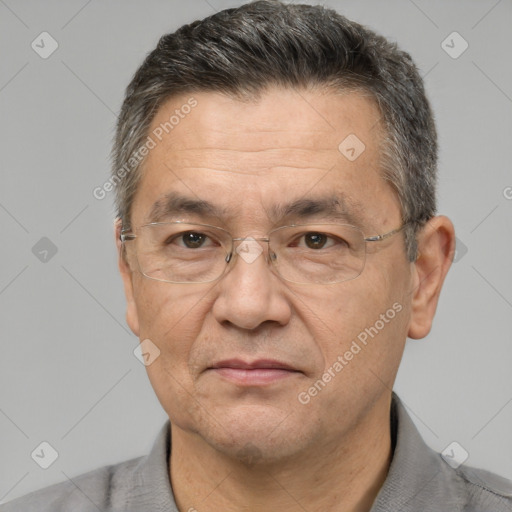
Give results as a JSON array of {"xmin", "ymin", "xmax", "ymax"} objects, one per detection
[{"xmin": 364, "ymin": 223, "xmax": 409, "ymax": 243}]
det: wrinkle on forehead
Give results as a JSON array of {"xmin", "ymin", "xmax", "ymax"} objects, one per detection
[
  {"xmin": 150, "ymin": 87, "xmax": 382, "ymax": 152},
  {"xmin": 160, "ymin": 146, "xmax": 340, "ymax": 176},
  {"xmin": 142, "ymin": 88, "xmax": 383, "ymax": 183},
  {"xmin": 132, "ymin": 88, "xmax": 397, "ymax": 233}
]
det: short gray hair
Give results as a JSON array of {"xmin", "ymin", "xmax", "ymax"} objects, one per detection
[{"xmin": 112, "ymin": 0, "xmax": 437, "ymax": 261}]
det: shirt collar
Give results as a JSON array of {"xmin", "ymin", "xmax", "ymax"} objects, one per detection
[
  {"xmin": 370, "ymin": 392, "xmax": 459, "ymax": 511},
  {"xmin": 128, "ymin": 419, "xmax": 178, "ymax": 511}
]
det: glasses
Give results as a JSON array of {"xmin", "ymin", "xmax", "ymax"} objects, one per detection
[{"xmin": 120, "ymin": 221, "xmax": 407, "ymax": 285}]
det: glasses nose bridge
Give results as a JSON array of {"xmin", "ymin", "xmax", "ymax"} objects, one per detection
[
  {"xmin": 231, "ymin": 235, "xmax": 270, "ymax": 244},
  {"xmin": 228, "ymin": 235, "xmax": 274, "ymax": 266}
]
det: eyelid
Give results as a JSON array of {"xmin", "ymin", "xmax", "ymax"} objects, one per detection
[
  {"xmin": 165, "ymin": 228, "xmax": 225, "ymax": 249},
  {"xmin": 294, "ymin": 233, "xmax": 336, "ymax": 248}
]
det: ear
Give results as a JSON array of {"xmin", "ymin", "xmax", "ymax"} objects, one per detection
[
  {"xmin": 115, "ymin": 218, "xmax": 140, "ymax": 337},
  {"xmin": 408, "ymin": 215, "xmax": 455, "ymax": 340}
]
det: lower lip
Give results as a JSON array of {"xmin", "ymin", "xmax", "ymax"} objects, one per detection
[{"xmin": 210, "ymin": 368, "xmax": 298, "ymax": 385}]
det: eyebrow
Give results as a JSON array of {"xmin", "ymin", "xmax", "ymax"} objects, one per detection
[
  {"xmin": 146, "ymin": 192, "xmax": 227, "ymax": 224},
  {"xmin": 145, "ymin": 192, "xmax": 364, "ymax": 227},
  {"xmin": 268, "ymin": 196, "xmax": 364, "ymax": 226}
]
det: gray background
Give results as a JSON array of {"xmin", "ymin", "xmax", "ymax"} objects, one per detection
[{"xmin": 1, "ymin": 0, "xmax": 511, "ymax": 504}]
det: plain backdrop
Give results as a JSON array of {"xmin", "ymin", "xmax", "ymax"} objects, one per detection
[{"xmin": 1, "ymin": 0, "xmax": 511, "ymax": 504}]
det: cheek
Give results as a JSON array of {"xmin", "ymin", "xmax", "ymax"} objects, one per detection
[
  {"xmin": 132, "ymin": 279, "xmax": 213, "ymax": 417},
  {"xmin": 339, "ymin": 265, "xmax": 410, "ymax": 379},
  {"xmin": 290, "ymin": 279, "xmax": 408, "ymax": 437},
  {"xmin": 134, "ymin": 278, "xmax": 210, "ymax": 340},
  {"xmin": 299, "ymin": 263, "xmax": 410, "ymax": 383}
]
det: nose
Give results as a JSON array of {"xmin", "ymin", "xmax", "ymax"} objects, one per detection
[{"xmin": 212, "ymin": 238, "xmax": 292, "ymax": 330}]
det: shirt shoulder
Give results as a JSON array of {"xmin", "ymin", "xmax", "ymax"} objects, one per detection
[
  {"xmin": 371, "ymin": 394, "xmax": 512, "ymax": 512},
  {"xmin": 0, "ymin": 456, "xmax": 144, "ymax": 512},
  {"xmin": 1, "ymin": 421, "xmax": 176, "ymax": 512},
  {"xmin": 455, "ymin": 464, "xmax": 512, "ymax": 511}
]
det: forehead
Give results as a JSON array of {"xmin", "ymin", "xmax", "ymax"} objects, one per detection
[
  {"xmin": 151, "ymin": 87, "xmax": 380, "ymax": 162},
  {"xmin": 131, "ymin": 87, "xmax": 398, "ymax": 229}
]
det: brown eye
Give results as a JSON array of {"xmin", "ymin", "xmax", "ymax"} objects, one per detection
[
  {"xmin": 181, "ymin": 232, "xmax": 207, "ymax": 248},
  {"xmin": 304, "ymin": 233, "xmax": 328, "ymax": 249}
]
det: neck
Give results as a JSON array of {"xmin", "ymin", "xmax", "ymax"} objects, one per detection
[{"xmin": 170, "ymin": 395, "xmax": 392, "ymax": 512}]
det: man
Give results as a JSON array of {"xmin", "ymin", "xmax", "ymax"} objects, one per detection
[{"xmin": 3, "ymin": 1, "xmax": 511, "ymax": 511}]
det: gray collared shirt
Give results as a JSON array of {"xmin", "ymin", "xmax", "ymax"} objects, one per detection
[{"xmin": 3, "ymin": 393, "xmax": 511, "ymax": 511}]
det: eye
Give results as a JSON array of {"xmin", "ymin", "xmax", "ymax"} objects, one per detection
[
  {"xmin": 302, "ymin": 232, "xmax": 330, "ymax": 249},
  {"xmin": 167, "ymin": 231, "xmax": 214, "ymax": 249},
  {"xmin": 294, "ymin": 232, "xmax": 342, "ymax": 250},
  {"xmin": 287, "ymin": 230, "xmax": 352, "ymax": 251},
  {"xmin": 182, "ymin": 232, "xmax": 208, "ymax": 248}
]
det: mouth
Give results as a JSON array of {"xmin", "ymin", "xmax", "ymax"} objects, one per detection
[{"xmin": 208, "ymin": 359, "xmax": 302, "ymax": 386}]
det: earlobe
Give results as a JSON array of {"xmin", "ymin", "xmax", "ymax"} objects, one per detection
[
  {"xmin": 407, "ymin": 216, "xmax": 455, "ymax": 340},
  {"xmin": 115, "ymin": 219, "xmax": 140, "ymax": 337}
]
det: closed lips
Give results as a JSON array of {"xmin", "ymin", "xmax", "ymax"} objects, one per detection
[{"xmin": 210, "ymin": 359, "xmax": 299, "ymax": 371}]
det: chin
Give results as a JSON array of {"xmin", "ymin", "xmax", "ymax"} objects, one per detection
[{"xmin": 196, "ymin": 403, "xmax": 316, "ymax": 465}]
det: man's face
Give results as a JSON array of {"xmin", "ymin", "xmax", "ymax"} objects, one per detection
[{"xmin": 119, "ymin": 88, "xmax": 415, "ymax": 461}]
